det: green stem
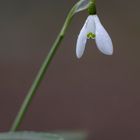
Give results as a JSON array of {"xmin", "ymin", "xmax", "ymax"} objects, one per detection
[{"xmin": 10, "ymin": 4, "xmax": 77, "ymax": 132}]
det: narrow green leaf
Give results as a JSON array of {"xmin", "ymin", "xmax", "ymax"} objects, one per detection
[
  {"xmin": 54, "ymin": 131, "xmax": 88, "ymax": 140},
  {"xmin": 0, "ymin": 132, "xmax": 62, "ymax": 140}
]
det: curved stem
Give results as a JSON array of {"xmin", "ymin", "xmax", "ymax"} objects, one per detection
[{"xmin": 10, "ymin": 4, "xmax": 77, "ymax": 132}]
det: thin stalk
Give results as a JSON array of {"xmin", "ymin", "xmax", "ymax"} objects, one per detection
[{"xmin": 10, "ymin": 4, "xmax": 77, "ymax": 131}]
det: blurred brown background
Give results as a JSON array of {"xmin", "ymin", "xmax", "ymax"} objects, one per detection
[{"xmin": 0, "ymin": 0, "xmax": 140, "ymax": 140}]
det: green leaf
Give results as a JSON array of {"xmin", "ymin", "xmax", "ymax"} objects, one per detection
[
  {"xmin": 54, "ymin": 131, "xmax": 88, "ymax": 140},
  {"xmin": 0, "ymin": 131, "xmax": 88, "ymax": 140},
  {"xmin": 0, "ymin": 132, "xmax": 62, "ymax": 140}
]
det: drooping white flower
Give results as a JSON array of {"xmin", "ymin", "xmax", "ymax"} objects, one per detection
[{"xmin": 76, "ymin": 15, "xmax": 113, "ymax": 58}]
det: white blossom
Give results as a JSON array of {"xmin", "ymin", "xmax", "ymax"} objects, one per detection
[{"xmin": 76, "ymin": 15, "xmax": 113, "ymax": 58}]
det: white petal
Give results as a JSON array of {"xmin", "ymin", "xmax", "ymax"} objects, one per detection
[
  {"xmin": 94, "ymin": 15, "xmax": 113, "ymax": 55},
  {"xmin": 76, "ymin": 20, "xmax": 87, "ymax": 58},
  {"xmin": 86, "ymin": 15, "xmax": 96, "ymax": 35}
]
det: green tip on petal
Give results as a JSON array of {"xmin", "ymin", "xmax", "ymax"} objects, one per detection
[{"xmin": 87, "ymin": 32, "xmax": 96, "ymax": 39}]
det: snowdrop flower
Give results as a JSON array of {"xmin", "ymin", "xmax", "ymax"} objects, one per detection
[{"xmin": 76, "ymin": 15, "xmax": 113, "ymax": 58}]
